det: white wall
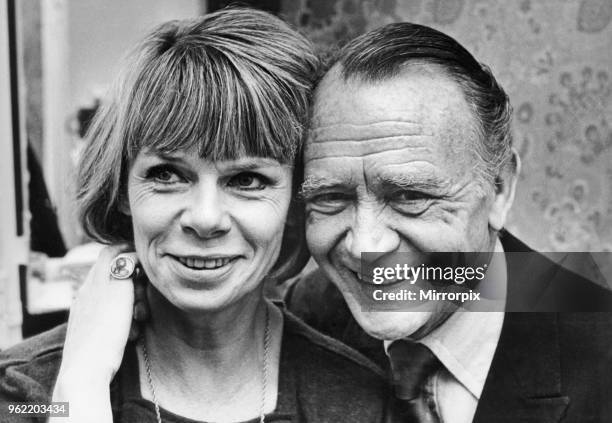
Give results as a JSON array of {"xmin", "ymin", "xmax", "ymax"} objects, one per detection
[{"xmin": 68, "ymin": 0, "xmax": 204, "ymax": 112}]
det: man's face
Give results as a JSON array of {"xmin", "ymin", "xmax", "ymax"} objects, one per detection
[{"xmin": 303, "ymin": 66, "xmax": 503, "ymax": 340}]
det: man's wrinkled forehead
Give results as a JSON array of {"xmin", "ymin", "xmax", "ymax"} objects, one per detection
[
  {"xmin": 305, "ymin": 120, "xmax": 432, "ymax": 160},
  {"xmin": 306, "ymin": 64, "xmax": 479, "ymax": 163}
]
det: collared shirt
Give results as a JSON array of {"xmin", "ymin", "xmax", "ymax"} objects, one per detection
[{"xmin": 385, "ymin": 239, "xmax": 507, "ymax": 423}]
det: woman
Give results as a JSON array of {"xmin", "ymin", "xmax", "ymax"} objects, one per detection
[{"xmin": 0, "ymin": 8, "xmax": 389, "ymax": 423}]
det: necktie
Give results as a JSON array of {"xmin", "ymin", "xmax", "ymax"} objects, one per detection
[{"xmin": 388, "ymin": 340, "xmax": 442, "ymax": 423}]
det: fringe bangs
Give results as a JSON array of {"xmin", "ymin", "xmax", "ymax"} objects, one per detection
[{"xmin": 125, "ymin": 42, "xmax": 303, "ymax": 164}]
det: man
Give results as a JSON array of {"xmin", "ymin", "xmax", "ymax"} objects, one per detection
[{"xmin": 287, "ymin": 22, "xmax": 612, "ymax": 422}]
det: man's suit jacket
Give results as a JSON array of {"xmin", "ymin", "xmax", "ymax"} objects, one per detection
[{"xmin": 286, "ymin": 232, "xmax": 612, "ymax": 422}]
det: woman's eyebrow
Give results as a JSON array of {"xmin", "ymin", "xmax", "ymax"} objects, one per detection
[
  {"xmin": 140, "ymin": 150, "xmax": 185, "ymax": 163},
  {"xmin": 140, "ymin": 153, "xmax": 285, "ymax": 170},
  {"xmin": 223, "ymin": 161, "xmax": 266, "ymax": 171},
  {"xmin": 220, "ymin": 158, "xmax": 286, "ymax": 171}
]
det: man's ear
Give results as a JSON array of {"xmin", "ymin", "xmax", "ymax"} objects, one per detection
[{"xmin": 488, "ymin": 148, "xmax": 520, "ymax": 231}]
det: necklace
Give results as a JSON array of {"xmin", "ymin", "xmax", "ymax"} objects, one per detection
[{"xmin": 140, "ymin": 304, "xmax": 271, "ymax": 423}]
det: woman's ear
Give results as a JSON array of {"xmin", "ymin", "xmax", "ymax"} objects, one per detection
[
  {"xmin": 268, "ymin": 197, "xmax": 311, "ymax": 283},
  {"xmin": 118, "ymin": 191, "xmax": 131, "ymax": 216},
  {"xmin": 268, "ymin": 158, "xmax": 310, "ymax": 283},
  {"xmin": 488, "ymin": 148, "xmax": 521, "ymax": 231}
]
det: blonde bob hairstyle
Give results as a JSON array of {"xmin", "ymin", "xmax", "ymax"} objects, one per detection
[{"xmin": 77, "ymin": 8, "xmax": 318, "ymax": 281}]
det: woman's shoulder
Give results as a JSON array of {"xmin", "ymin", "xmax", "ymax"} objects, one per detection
[
  {"xmin": 282, "ymin": 308, "xmax": 385, "ymax": 378},
  {"xmin": 0, "ymin": 324, "xmax": 66, "ymax": 403},
  {"xmin": 280, "ymin": 308, "xmax": 390, "ymax": 422}
]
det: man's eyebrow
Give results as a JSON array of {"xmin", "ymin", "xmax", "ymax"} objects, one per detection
[
  {"xmin": 376, "ymin": 174, "xmax": 450, "ymax": 191},
  {"xmin": 299, "ymin": 176, "xmax": 353, "ymax": 197}
]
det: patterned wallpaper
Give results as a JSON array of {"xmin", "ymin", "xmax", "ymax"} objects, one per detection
[{"xmin": 281, "ymin": 0, "xmax": 612, "ymax": 254}]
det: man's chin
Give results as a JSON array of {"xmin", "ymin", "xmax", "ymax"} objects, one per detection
[{"xmin": 343, "ymin": 293, "xmax": 433, "ymax": 340}]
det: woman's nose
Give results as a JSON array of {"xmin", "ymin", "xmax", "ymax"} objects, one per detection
[
  {"xmin": 344, "ymin": 206, "xmax": 400, "ymax": 261},
  {"xmin": 179, "ymin": 182, "xmax": 231, "ymax": 239}
]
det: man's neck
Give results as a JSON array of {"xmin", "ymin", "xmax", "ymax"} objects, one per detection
[{"xmin": 385, "ymin": 236, "xmax": 507, "ymax": 397}]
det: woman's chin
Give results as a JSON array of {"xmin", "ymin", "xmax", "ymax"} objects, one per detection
[
  {"xmin": 153, "ymin": 277, "xmax": 260, "ymax": 316},
  {"xmin": 162, "ymin": 288, "xmax": 247, "ymax": 315},
  {"xmin": 145, "ymin": 256, "xmax": 263, "ymax": 315}
]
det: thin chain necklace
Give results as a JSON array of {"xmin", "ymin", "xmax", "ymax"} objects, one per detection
[{"xmin": 140, "ymin": 304, "xmax": 271, "ymax": 423}]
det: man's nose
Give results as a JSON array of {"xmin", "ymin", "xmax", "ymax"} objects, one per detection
[
  {"xmin": 344, "ymin": 206, "xmax": 399, "ymax": 261},
  {"xmin": 179, "ymin": 182, "xmax": 231, "ymax": 239}
]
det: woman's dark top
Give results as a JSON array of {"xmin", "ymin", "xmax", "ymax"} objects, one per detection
[{"xmin": 0, "ymin": 307, "xmax": 389, "ymax": 422}]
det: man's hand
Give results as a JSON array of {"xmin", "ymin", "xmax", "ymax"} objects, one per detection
[{"xmin": 51, "ymin": 246, "xmax": 140, "ymax": 422}]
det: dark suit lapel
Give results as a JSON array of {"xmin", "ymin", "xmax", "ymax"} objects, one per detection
[
  {"xmin": 473, "ymin": 312, "xmax": 569, "ymax": 422},
  {"xmin": 473, "ymin": 232, "xmax": 569, "ymax": 422}
]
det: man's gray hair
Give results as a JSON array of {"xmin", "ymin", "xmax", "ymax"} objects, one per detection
[{"xmin": 329, "ymin": 22, "xmax": 513, "ymax": 185}]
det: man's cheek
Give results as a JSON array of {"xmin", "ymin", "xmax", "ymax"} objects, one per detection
[{"xmin": 306, "ymin": 217, "xmax": 337, "ymax": 259}]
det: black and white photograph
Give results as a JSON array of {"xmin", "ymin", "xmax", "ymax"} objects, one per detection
[{"xmin": 0, "ymin": 0, "xmax": 611, "ymax": 422}]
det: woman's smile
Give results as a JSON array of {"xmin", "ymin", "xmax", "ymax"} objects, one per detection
[
  {"xmin": 167, "ymin": 253, "xmax": 241, "ymax": 283},
  {"xmin": 173, "ymin": 255, "xmax": 237, "ymax": 270},
  {"xmin": 128, "ymin": 150, "xmax": 293, "ymax": 311}
]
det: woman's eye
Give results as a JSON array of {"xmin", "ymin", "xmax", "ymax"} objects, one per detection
[
  {"xmin": 146, "ymin": 165, "xmax": 184, "ymax": 185},
  {"xmin": 228, "ymin": 172, "xmax": 268, "ymax": 190}
]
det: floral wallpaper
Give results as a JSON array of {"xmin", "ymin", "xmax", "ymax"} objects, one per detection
[{"xmin": 282, "ymin": 0, "xmax": 612, "ymax": 256}]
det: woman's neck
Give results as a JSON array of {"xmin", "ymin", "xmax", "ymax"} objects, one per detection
[
  {"xmin": 147, "ymin": 284, "xmax": 264, "ymax": 352},
  {"xmin": 138, "ymin": 286, "xmax": 282, "ymax": 421}
]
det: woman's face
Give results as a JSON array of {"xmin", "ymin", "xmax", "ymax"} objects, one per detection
[{"xmin": 127, "ymin": 147, "xmax": 292, "ymax": 313}]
